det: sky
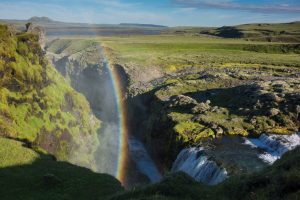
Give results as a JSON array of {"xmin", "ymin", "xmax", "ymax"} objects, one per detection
[{"xmin": 0, "ymin": 0, "xmax": 300, "ymax": 26}]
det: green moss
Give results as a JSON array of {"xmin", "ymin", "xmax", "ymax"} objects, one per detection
[
  {"xmin": 174, "ymin": 121, "xmax": 207, "ymax": 142},
  {"xmin": 0, "ymin": 137, "xmax": 39, "ymax": 167},
  {"xmin": 0, "ymin": 24, "xmax": 100, "ymax": 164},
  {"xmin": 168, "ymin": 112, "xmax": 194, "ymax": 122},
  {"xmin": 195, "ymin": 128, "xmax": 215, "ymax": 141},
  {"xmin": 268, "ymin": 127, "xmax": 294, "ymax": 135}
]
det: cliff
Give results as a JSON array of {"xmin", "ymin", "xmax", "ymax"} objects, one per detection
[{"xmin": 0, "ymin": 24, "xmax": 100, "ymax": 168}]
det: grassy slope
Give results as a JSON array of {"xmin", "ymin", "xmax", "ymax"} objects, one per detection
[
  {"xmin": 0, "ymin": 24, "xmax": 100, "ymax": 167},
  {"xmin": 111, "ymin": 146, "xmax": 300, "ymax": 200},
  {"xmin": 46, "ymin": 38, "xmax": 97, "ymax": 54},
  {"xmin": 235, "ymin": 22, "xmax": 300, "ymax": 42},
  {"xmin": 0, "ymin": 137, "xmax": 123, "ymax": 200}
]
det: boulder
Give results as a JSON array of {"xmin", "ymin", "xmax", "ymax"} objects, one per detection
[
  {"xmin": 169, "ymin": 95, "xmax": 198, "ymax": 109},
  {"xmin": 192, "ymin": 101, "xmax": 211, "ymax": 114}
]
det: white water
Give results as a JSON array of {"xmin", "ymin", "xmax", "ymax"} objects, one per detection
[
  {"xmin": 244, "ymin": 133, "xmax": 300, "ymax": 164},
  {"xmin": 128, "ymin": 137, "xmax": 162, "ymax": 183},
  {"xmin": 171, "ymin": 147, "xmax": 228, "ymax": 185}
]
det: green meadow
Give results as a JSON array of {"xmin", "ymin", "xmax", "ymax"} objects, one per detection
[{"xmin": 100, "ymin": 35, "xmax": 300, "ymax": 71}]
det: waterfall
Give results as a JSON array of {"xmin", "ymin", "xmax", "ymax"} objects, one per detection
[
  {"xmin": 128, "ymin": 137, "xmax": 162, "ymax": 183},
  {"xmin": 244, "ymin": 133, "xmax": 300, "ymax": 164},
  {"xmin": 171, "ymin": 147, "xmax": 227, "ymax": 185}
]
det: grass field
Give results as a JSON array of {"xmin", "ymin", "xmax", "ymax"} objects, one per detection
[{"xmin": 100, "ymin": 35, "xmax": 300, "ymax": 72}]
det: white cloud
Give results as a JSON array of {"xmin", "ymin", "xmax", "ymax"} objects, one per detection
[{"xmin": 173, "ymin": 0, "xmax": 300, "ymax": 13}]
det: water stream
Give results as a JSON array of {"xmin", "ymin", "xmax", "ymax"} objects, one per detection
[
  {"xmin": 171, "ymin": 147, "xmax": 228, "ymax": 185},
  {"xmin": 172, "ymin": 133, "xmax": 300, "ymax": 185},
  {"xmin": 128, "ymin": 137, "xmax": 162, "ymax": 183}
]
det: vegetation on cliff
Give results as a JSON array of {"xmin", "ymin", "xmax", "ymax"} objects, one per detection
[{"xmin": 0, "ymin": 24, "xmax": 100, "ymax": 166}]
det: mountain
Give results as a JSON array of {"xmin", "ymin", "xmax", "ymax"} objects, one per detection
[{"xmin": 28, "ymin": 16, "xmax": 55, "ymax": 23}]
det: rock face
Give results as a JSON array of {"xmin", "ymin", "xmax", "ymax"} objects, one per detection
[
  {"xmin": 26, "ymin": 23, "xmax": 46, "ymax": 49},
  {"xmin": 171, "ymin": 147, "xmax": 228, "ymax": 185},
  {"xmin": 46, "ymin": 39, "xmax": 129, "ymax": 122}
]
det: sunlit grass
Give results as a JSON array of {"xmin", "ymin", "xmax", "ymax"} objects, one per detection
[{"xmin": 98, "ymin": 35, "xmax": 300, "ymax": 72}]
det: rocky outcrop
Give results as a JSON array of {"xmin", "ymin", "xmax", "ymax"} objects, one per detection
[
  {"xmin": 26, "ymin": 23, "xmax": 46, "ymax": 49},
  {"xmin": 131, "ymin": 66, "xmax": 300, "ymax": 180}
]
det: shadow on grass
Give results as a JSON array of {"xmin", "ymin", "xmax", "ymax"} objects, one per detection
[{"xmin": 0, "ymin": 148, "xmax": 123, "ymax": 200}]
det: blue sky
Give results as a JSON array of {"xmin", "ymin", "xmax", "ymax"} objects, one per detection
[{"xmin": 0, "ymin": 0, "xmax": 299, "ymax": 26}]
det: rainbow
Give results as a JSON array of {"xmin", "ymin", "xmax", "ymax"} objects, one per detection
[{"xmin": 104, "ymin": 57, "xmax": 129, "ymax": 185}]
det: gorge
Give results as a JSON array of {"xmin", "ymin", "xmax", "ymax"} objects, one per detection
[
  {"xmin": 46, "ymin": 37, "xmax": 300, "ymax": 188},
  {"xmin": 1, "ymin": 19, "xmax": 300, "ymax": 199}
]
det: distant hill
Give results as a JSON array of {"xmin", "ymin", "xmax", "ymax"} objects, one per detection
[
  {"xmin": 0, "ymin": 17, "xmax": 165, "ymax": 36},
  {"xmin": 28, "ymin": 16, "xmax": 55, "ymax": 23},
  {"xmin": 163, "ymin": 21, "xmax": 300, "ymax": 43},
  {"xmin": 119, "ymin": 23, "xmax": 167, "ymax": 28},
  {"xmin": 1, "ymin": 17, "xmax": 299, "ymax": 40}
]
